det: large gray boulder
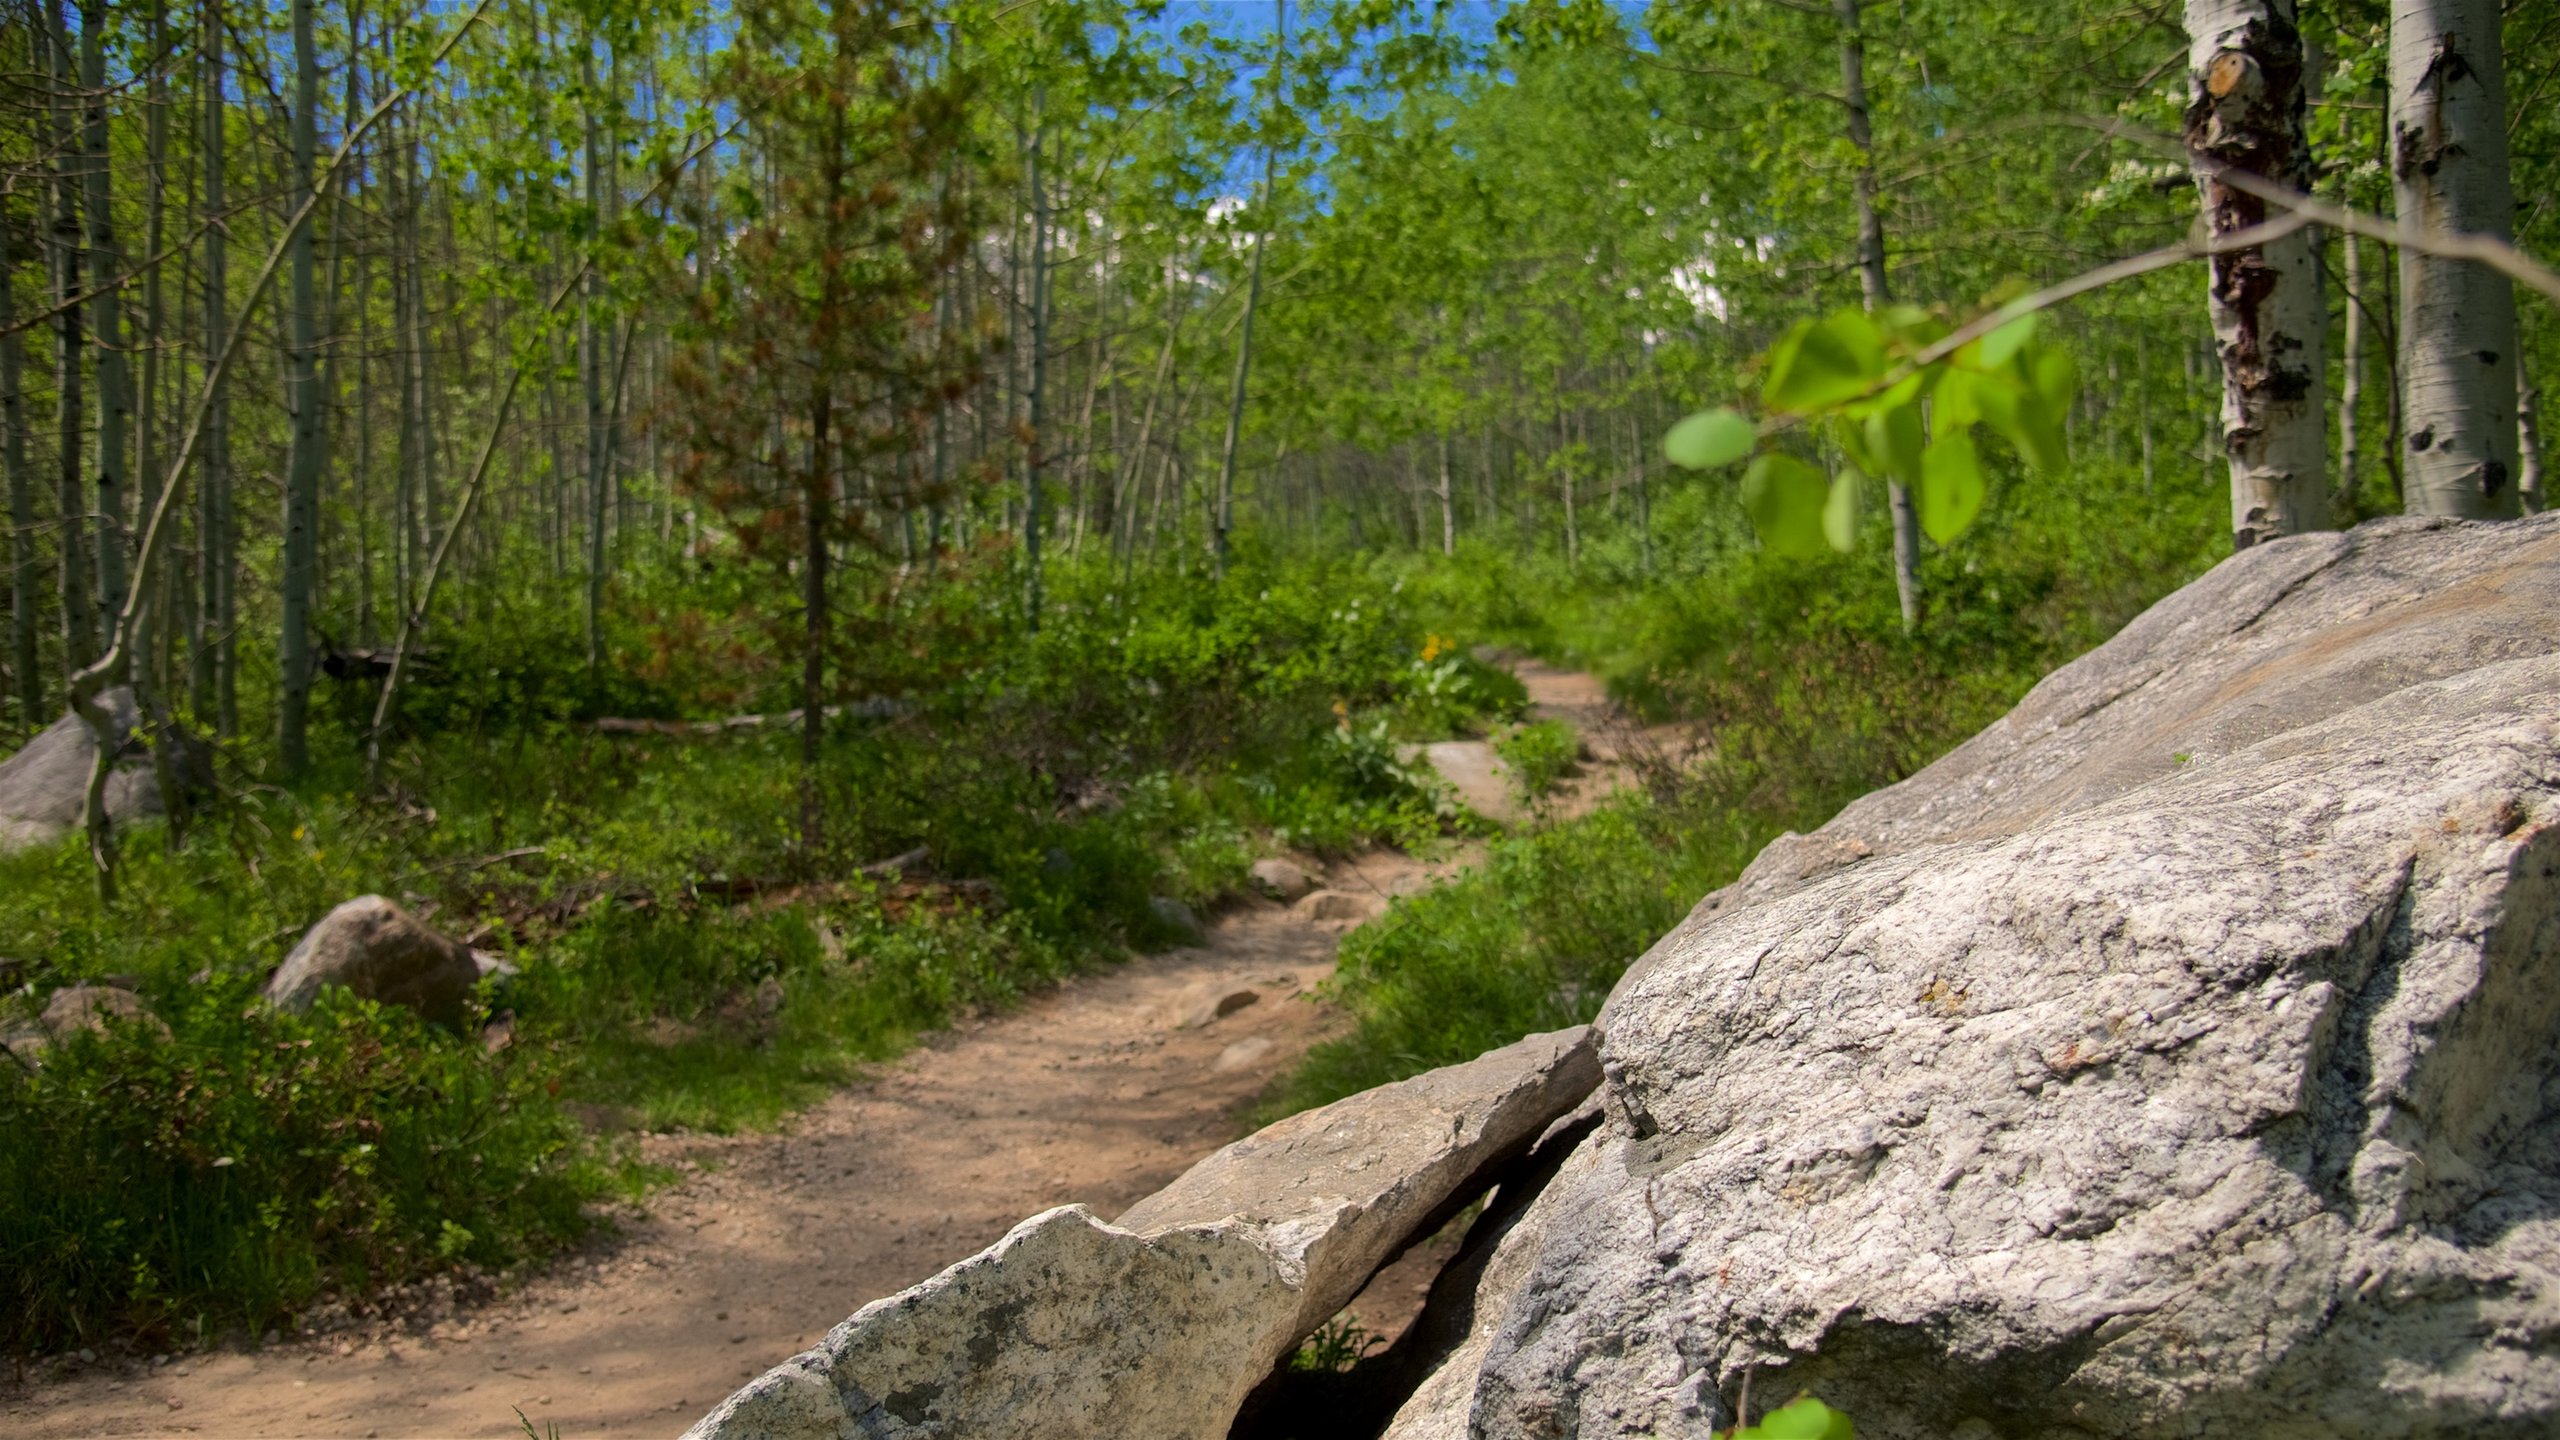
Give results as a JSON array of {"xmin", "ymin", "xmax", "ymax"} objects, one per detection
[
  {"xmin": 264, "ymin": 895, "xmax": 496, "ymax": 1028},
  {"xmin": 0, "ymin": 688, "xmax": 174, "ymax": 854},
  {"xmin": 683, "ymin": 1026, "xmax": 1601, "ymax": 1440},
  {"xmin": 1389, "ymin": 513, "xmax": 2560, "ymax": 1438}
]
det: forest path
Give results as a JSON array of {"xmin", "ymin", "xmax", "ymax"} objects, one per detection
[{"xmin": 5, "ymin": 663, "xmax": 1646, "ymax": 1440}]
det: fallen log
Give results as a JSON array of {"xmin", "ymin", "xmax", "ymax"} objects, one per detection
[{"xmin": 590, "ymin": 698, "xmax": 909, "ymax": 737}]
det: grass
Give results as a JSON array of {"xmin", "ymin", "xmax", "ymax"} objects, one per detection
[{"xmin": 0, "ymin": 552, "xmax": 1506, "ymax": 1356}]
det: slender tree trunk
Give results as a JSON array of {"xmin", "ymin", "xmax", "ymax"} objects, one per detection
[
  {"xmin": 2520, "ymin": 360, "xmax": 2545, "ymax": 512},
  {"xmin": 137, "ymin": 0, "xmax": 172, "ymax": 698},
  {"xmin": 1215, "ymin": 2, "xmax": 1286, "ymax": 579},
  {"xmin": 1023, "ymin": 98, "xmax": 1051, "ymax": 624},
  {"xmin": 583, "ymin": 46, "xmax": 610, "ymax": 666},
  {"xmin": 3, "ymin": 190, "xmax": 36, "ymax": 725},
  {"xmin": 278, "ymin": 0, "xmax": 323, "ymax": 775},
  {"xmin": 2390, "ymin": 0, "xmax": 2520, "ymax": 518},
  {"xmin": 197, "ymin": 0, "xmax": 231, "ymax": 726},
  {"xmin": 48, "ymin": 3, "xmax": 90, "ymax": 673},
  {"xmin": 1833, "ymin": 0, "xmax": 1921, "ymax": 630},
  {"xmin": 2339, "ymin": 227, "xmax": 2364, "ymax": 509},
  {"xmin": 802, "ymin": 394, "xmax": 830, "ymax": 856},
  {"xmin": 2185, "ymin": 0, "xmax": 2331, "ymax": 547},
  {"xmin": 79, "ymin": 0, "xmax": 128, "ymax": 660},
  {"xmin": 1435, "ymin": 428, "xmax": 1454, "ymax": 556}
]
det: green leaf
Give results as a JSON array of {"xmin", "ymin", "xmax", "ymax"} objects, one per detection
[
  {"xmin": 1764, "ymin": 310, "xmax": 1887, "ymax": 414},
  {"xmin": 1933, "ymin": 367, "xmax": 1981, "ymax": 431},
  {"xmin": 1976, "ymin": 311, "xmax": 2038, "ymax": 369},
  {"xmin": 1823, "ymin": 468, "xmax": 1862, "ymax": 553},
  {"xmin": 1832, "ymin": 414, "xmax": 1879, "ymax": 476},
  {"xmin": 1740, "ymin": 454, "xmax": 1833, "ymax": 558},
  {"xmin": 2031, "ymin": 347, "xmax": 2079, "ymax": 416},
  {"xmin": 1864, "ymin": 402, "xmax": 1925, "ymax": 487},
  {"xmin": 1742, "ymin": 1397, "xmax": 1855, "ymax": 1440},
  {"xmin": 1919, "ymin": 431, "xmax": 1987, "ymax": 544},
  {"xmin": 1663, "ymin": 408, "xmax": 1757, "ymax": 470}
]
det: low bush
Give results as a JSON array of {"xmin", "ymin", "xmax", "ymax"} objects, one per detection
[
  {"xmin": 1494, "ymin": 719, "xmax": 1580, "ymax": 802},
  {"xmin": 0, "ymin": 985, "xmax": 599, "ymax": 1353}
]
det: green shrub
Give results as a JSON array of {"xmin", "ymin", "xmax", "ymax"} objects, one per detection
[
  {"xmin": 0, "ymin": 985, "xmax": 598, "ymax": 1354},
  {"xmin": 1495, "ymin": 719, "xmax": 1580, "ymax": 801}
]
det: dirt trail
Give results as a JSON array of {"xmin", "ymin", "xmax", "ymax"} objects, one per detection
[
  {"xmin": 4, "ymin": 850, "xmax": 1467, "ymax": 1440},
  {"xmin": 7, "ymin": 661, "xmax": 1654, "ymax": 1440}
]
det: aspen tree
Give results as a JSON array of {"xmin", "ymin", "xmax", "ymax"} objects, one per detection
[
  {"xmin": 3, "ymin": 187, "xmax": 34, "ymax": 724},
  {"xmin": 2389, "ymin": 0, "xmax": 2521, "ymax": 518},
  {"xmin": 78, "ymin": 0, "xmax": 128, "ymax": 653},
  {"xmin": 278, "ymin": 0, "xmax": 323, "ymax": 774},
  {"xmin": 1832, "ymin": 0, "xmax": 1920, "ymax": 628},
  {"xmin": 2185, "ymin": 0, "xmax": 2330, "ymax": 547}
]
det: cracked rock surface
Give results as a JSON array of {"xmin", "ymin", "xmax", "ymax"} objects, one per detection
[{"xmin": 1393, "ymin": 514, "xmax": 2560, "ymax": 1439}]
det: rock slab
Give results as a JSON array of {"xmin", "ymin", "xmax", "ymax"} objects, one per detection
[
  {"xmin": 1393, "ymin": 514, "xmax": 2560, "ymax": 1439},
  {"xmin": 1250, "ymin": 857, "xmax": 1316, "ymax": 903},
  {"xmin": 684, "ymin": 1026, "xmax": 1601, "ymax": 1440},
  {"xmin": 0, "ymin": 689, "xmax": 173, "ymax": 854},
  {"xmin": 264, "ymin": 895, "xmax": 493, "ymax": 1028}
]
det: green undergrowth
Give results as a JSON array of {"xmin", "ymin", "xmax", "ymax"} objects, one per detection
[{"xmin": 0, "ymin": 553, "xmax": 1512, "ymax": 1355}]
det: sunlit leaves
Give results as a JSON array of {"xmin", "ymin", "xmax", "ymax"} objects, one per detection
[
  {"xmin": 1661, "ymin": 288, "xmax": 2079, "ymax": 557},
  {"xmin": 1918, "ymin": 432, "xmax": 1985, "ymax": 543},
  {"xmin": 1663, "ymin": 408, "xmax": 1756, "ymax": 470},
  {"xmin": 1822, "ymin": 469, "xmax": 1862, "ymax": 553},
  {"xmin": 1763, "ymin": 310, "xmax": 1885, "ymax": 413},
  {"xmin": 1740, "ymin": 454, "xmax": 1831, "ymax": 558}
]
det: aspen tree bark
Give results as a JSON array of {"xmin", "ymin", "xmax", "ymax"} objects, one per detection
[
  {"xmin": 278, "ymin": 0, "xmax": 323, "ymax": 775},
  {"xmin": 1436, "ymin": 429, "xmax": 1454, "ymax": 556},
  {"xmin": 78, "ymin": 0, "xmax": 127, "ymax": 659},
  {"xmin": 1832, "ymin": 0, "xmax": 1921, "ymax": 629},
  {"xmin": 1215, "ymin": 0, "xmax": 1285, "ymax": 579},
  {"xmin": 47, "ymin": 2, "xmax": 90, "ymax": 670},
  {"xmin": 1024, "ymin": 97, "xmax": 1050, "ymax": 623},
  {"xmin": 2339, "ymin": 228, "xmax": 2365, "ymax": 507},
  {"xmin": 136, "ymin": 0, "xmax": 171, "ymax": 694},
  {"xmin": 2520, "ymin": 361, "xmax": 2545, "ymax": 512},
  {"xmin": 583, "ymin": 45, "xmax": 609, "ymax": 667},
  {"xmin": 197, "ymin": 0, "xmax": 230, "ymax": 725},
  {"xmin": 3, "ymin": 191, "xmax": 35, "ymax": 724},
  {"xmin": 2185, "ymin": 0, "xmax": 2330, "ymax": 548},
  {"xmin": 2389, "ymin": 0, "xmax": 2520, "ymax": 518}
]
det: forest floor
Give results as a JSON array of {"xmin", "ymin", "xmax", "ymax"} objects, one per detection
[{"xmin": 3, "ymin": 662, "xmax": 1644, "ymax": 1440}]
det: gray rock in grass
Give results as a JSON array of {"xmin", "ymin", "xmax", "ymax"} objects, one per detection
[
  {"xmin": 1248, "ymin": 857, "xmax": 1316, "ymax": 903},
  {"xmin": 265, "ymin": 895, "xmax": 496, "ymax": 1029}
]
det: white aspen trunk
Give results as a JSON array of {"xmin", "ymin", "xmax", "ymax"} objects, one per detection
[
  {"xmin": 1215, "ymin": 0, "xmax": 1286, "ymax": 579},
  {"xmin": 1024, "ymin": 98, "xmax": 1051, "ymax": 622},
  {"xmin": 3, "ymin": 183, "xmax": 35, "ymax": 724},
  {"xmin": 79, "ymin": 0, "xmax": 128, "ymax": 649},
  {"xmin": 196, "ymin": 0, "xmax": 230, "ymax": 727},
  {"xmin": 1833, "ymin": 0, "xmax": 1922, "ymax": 628},
  {"xmin": 1436, "ymin": 428, "xmax": 1454, "ymax": 557},
  {"xmin": 582, "ymin": 46, "xmax": 609, "ymax": 666},
  {"xmin": 2339, "ymin": 228, "xmax": 2364, "ymax": 507},
  {"xmin": 278, "ymin": 0, "xmax": 322, "ymax": 775},
  {"xmin": 2520, "ymin": 361, "xmax": 2544, "ymax": 512},
  {"xmin": 136, "ymin": 0, "xmax": 170, "ymax": 696},
  {"xmin": 47, "ymin": 2, "xmax": 90, "ymax": 670},
  {"xmin": 2390, "ymin": 0, "xmax": 2521, "ymax": 518},
  {"xmin": 2185, "ymin": 0, "xmax": 2330, "ymax": 548}
]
